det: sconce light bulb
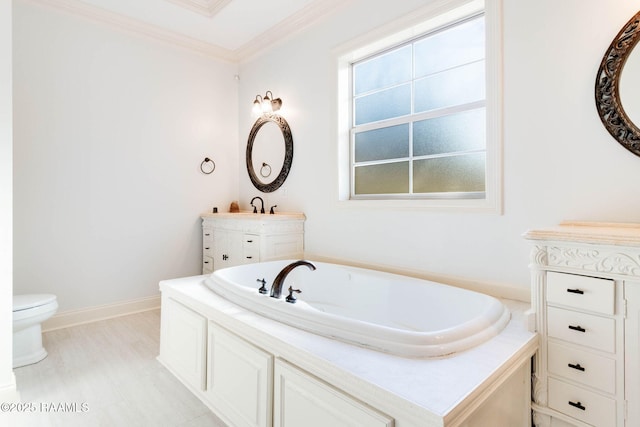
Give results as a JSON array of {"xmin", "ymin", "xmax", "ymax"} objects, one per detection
[
  {"xmin": 262, "ymin": 91, "xmax": 274, "ymax": 113},
  {"xmin": 262, "ymin": 99, "xmax": 272, "ymax": 113},
  {"xmin": 253, "ymin": 100, "xmax": 262, "ymax": 115}
]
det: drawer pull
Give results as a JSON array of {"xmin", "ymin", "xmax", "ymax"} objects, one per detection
[
  {"xmin": 246, "ymin": 240, "xmax": 253, "ymax": 243},
  {"xmin": 205, "ymin": 233, "xmax": 211, "ymax": 236},
  {"xmin": 205, "ymin": 247, "xmax": 210, "ymax": 250},
  {"xmin": 222, "ymin": 254, "xmax": 228, "ymax": 261},
  {"xmin": 566, "ymin": 288, "xmax": 584, "ymax": 295},
  {"xmin": 568, "ymin": 325, "xmax": 586, "ymax": 333},
  {"xmin": 568, "ymin": 363, "xmax": 586, "ymax": 372},
  {"xmin": 246, "ymin": 256, "xmax": 253, "ymax": 259},
  {"xmin": 568, "ymin": 401, "xmax": 586, "ymax": 411},
  {"xmin": 204, "ymin": 261, "xmax": 210, "ymax": 264}
]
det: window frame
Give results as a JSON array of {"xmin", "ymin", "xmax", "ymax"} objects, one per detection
[{"xmin": 333, "ymin": 0, "xmax": 502, "ymax": 213}]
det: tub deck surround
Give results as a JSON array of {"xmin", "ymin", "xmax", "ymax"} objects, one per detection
[
  {"xmin": 205, "ymin": 260, "xmax": 511, "ymax": 358},
  {"xmin": 159, "ymin": 274, "xmax": 537, "ymax": 427}
]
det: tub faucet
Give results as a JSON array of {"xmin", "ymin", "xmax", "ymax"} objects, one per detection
[
  {"xmin": 250, "ymin": 196, "xmax": 265, "ymax": 214},
  {"xmin": 270, "ymin": 260, "xmax": 316, "ymax": 299}
]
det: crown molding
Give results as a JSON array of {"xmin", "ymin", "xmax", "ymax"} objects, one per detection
[
  {"xmin": 23, "ymin": 0, "xmax": 351, "ymax": 63},
  {"xmin": 164, "ymin": 0, "xmax": 232, "ymax": 18},
  {"xmin": 235, "ymin": 0, "xmax": 352, "ymax": 63},
  {"xmin": 25, "ymin": 0, "xmax": 238, "ymax": 62}
]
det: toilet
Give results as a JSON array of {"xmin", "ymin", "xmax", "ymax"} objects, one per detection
[{"xmin": 13, "ymin": 294, "xmax": 58, "ymax": 368}]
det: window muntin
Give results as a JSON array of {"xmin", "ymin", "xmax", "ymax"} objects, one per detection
[{"xmin": 350, "ymin": 14, "xmax": 486, "ymax": 199}]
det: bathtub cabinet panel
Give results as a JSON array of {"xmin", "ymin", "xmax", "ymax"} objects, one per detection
[
  {"xmin": 202, "ymin": 213, "xmax": 305, "ymax": 273},
  {"xmin": 205, "ymin": 322, "xmax": 272, "ymax": 427},
  {"xmin": 159, "ymin": 297, "xmax": 207, "ymax": 392},
  {"xmin": 273, "ymin": 359, "xmax": 393, "ymax": 427}
]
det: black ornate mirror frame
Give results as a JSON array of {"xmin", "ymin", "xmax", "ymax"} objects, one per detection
[
  {"xmin": 246, "ymin": 114, "xmax": 294, "ymax": 193},
  {"xmin": 596, "ymin": 10, "xmax": 640, "ymax": 157}
]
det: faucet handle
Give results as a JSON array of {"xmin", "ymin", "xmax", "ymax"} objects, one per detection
[
  {"xmin": 285, "ymin": 286, "xmax": 302, "ymax": 303},
  {"xmin": 269, "ymin": 205, "xmax": 277, "ymax": 214},
  {"xmin": 257, "ymin": 278, "xmax": 268, "ymax": 294},
  {"xmin": 252, "ymin": 204, "xmax": 257, "ymax": 214}
]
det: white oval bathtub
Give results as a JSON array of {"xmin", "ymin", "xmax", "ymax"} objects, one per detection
[{"xmin": 204, "ymin": 260, "xmax": 510, "ymax": 358}]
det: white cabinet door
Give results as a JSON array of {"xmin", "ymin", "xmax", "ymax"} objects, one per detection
[
  {"xmin": 160, "ymin": 297, "xmax": 207, "ymax": 391},
  {"xmin": 206, "ymin": 322, "xmax": 273, "ymax": 427},
  {"xmin": 625, "ymin": 281, "xmax": 640, "ymax": 427},
  {"xmin": 213, "ymin": 229, "xmax": 243, "ymax": 270},
  {"xmin": 273, "ymin": 359, "xmax": 393, "ymax": 427}
]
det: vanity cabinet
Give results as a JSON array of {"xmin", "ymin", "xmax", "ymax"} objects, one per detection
[
  {"xmin": 201, "ymin": 212, "xmax": 305, "ymax": 274},
  {"xmin": 525, "ymin": 222, "xmax": 640, "ymax": 427}
]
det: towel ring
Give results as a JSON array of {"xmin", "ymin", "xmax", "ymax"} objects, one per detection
[
  {"xmin": 260, "ymin": 162, "xmax": 272, "ymax": 178},
  {"xmin": 200, "ymin": 157, "xmax": 216, "ymax": 174}
]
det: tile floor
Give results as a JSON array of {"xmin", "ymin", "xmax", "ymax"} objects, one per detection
[{"xmin": 3, "ymin": 310, "xmax": 227, "ymax": 427}]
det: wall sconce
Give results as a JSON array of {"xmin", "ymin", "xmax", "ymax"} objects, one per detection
[{"xmin": 252, "ymin": 90, "xmax": 282, "ymax": 115}]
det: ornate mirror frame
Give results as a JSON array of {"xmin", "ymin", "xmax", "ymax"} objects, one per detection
[
  {"xmin": 246, "ymin": 114, "xmax": 294, "ymax": 193},
  {"xmin": 595, "ymin": 10, "xmax": 640, "ymax": 157}
]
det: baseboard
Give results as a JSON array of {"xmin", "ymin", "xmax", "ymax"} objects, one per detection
[
  {"xmin": 42, "ymin": 294, "xmax": 161, "ymax": 332},
  {"xmin": 0, "ymin": 373, "xmax": 19, "ymax": 402}
]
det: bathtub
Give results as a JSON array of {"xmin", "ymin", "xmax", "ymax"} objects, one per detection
[{"xmin": 203, "ymin": 260, "xmax": 510, "ymax": 357}]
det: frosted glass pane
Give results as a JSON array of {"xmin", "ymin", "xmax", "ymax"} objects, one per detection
[
  {"xmin": 354, "ymin": 162, "xmax": 409, "ymax": 194},
  {"xmin": 354, "ymin": 45, "xmax": 412, "ymax": 95},
  {"xmin": 354, "ymin": 124, "xmax": 409, "ymax": 162},
  {"xmin": 413, "ymin": 153, "xmax": 485, "ymax": 193},
  {"xmin": 414, "ymin": 16, "xmax": 485, "ymax": 78},
  {"xmin": 355, "ymin": 84, "xmax": 411, "ymax": 125},
  {"xmin": 414, "ymin": 61, "xmax": 485, "ymax": 113},
  {"xmin": 413, "ymin": 108, "xmax": 485, "ymax": 156}
]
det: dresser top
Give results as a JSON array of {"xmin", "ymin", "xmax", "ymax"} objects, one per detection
[
  {"xmin": 201, "ymin": 211, "xmax": 305, "ymax": 221},
  {"xmin": 524, "ymin": 221, "xmax": 640, "ymax": 246}
]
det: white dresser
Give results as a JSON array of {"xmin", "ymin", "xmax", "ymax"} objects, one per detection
[
  {"xmin": 525, "ymin": 222, "xmax": 640, "ymax": 427},
  {"xmin": 201, "ymin": 212, "xmax": 305, "ymax": 274}
]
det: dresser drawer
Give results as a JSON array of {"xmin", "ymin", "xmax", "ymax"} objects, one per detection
[
  {"xmin": 548, "ymin": 377, "xmax": 616, "ymax": 427},
  {"xmin": 547, "ymin": 272, "xmax": 614, "ymax": 315},
  {"xmin": 547, "ymin": 307, "xmax": 615, "ymax": 353},
  {"xmin": 548, "ymin": 341, "xmax": 616, "ymax": 394}
]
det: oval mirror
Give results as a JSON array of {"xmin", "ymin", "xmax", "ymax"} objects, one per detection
[
  {"xmin": 246, "ymin": 114, "xmax": 293, "ymax": 193},
  {"xmin": 595, "ymin": 10, "xmax": 640, "ymax": 157}
]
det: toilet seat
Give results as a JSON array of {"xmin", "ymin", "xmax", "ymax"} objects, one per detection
[
  {"xmin": 13, "ymin": 294, "xmax": 57, "ymax": 312},
  {"xmin": 13, "ymin": 294, "xmax": 58, "ymax": 323}
]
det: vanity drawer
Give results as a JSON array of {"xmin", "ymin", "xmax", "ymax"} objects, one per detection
[
  {"xmin": 243, "ymin": 234, "xmax": 260, "ymax": 263},
  {"xmin": 547, "ymin": 272, "xmax": 614, "ymax": 315},
  {"xmin": 547, "ymin": 307, "xmax": 615, "ymax": 353},
  {"xmin": 202, "ymin": 256, "xmax": 214, "ymax": 274},
  {"xmin": 548, "ymin": 377, "xmax": 616, "ymax": 427},
  {"xmin": 548, "ymin": 341, "xmax": 616, "ymax": 394}
]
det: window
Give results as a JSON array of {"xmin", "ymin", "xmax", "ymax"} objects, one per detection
[{"xmin": 335, "ymin": 0, "xmax": 501, "ymax": 212}]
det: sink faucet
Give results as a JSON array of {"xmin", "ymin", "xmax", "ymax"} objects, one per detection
[
  {"xmin": 250, "ymin": 196, "xmax": 265, "ymax": 214},
  {"xmin": 270, "ymin": 260, "xmax": 316, "ymax": 299}
]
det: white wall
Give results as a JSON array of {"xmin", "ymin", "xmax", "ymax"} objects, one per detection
[
  {"xmin": 13, "ymin": 0, "xmax": 239, "ymax": 311},
  {"xmin": 0, "ymin": 0, "xmax": 17, "ymax": 401},
  {"xmin": 238, "ymin": 0, "xmax": 640, "ymax": 295}
]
